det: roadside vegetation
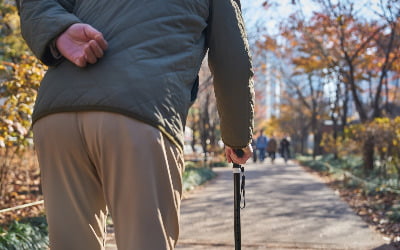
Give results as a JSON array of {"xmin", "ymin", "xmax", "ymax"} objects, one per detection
[
  {"xmin": 297, "ymin": 118, "xmax": 400, "ymax": 243},
  {"xmin": 299, "ymin": 154, "xmax": 400, "ymax": 245},
  {"xmin": 0, "ymin": 216, "xmax": 48, "ymax": 250},
  {"xmin": 183, "ymin": 161, "xmax": 217, "ymax": 191}
]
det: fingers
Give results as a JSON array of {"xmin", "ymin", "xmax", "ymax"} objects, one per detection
[
  {"xmin": 74, "ymin": 56, "xmax": 87, "ymax": 68},
  {"xmin": 83, "ymin": 36, "xmax": 107, "ymax": 66},
  {"xmin": 230, "ymin": 152, "xmax": 247, "ymax": 165},
  {"xmin": 94, "ymin": 34, "xmax": 108, "ymax": 51},
  {"xmin": 74, "ymin": 38, "xmax": 106, "ymax": 67},
  {"xmin": 89, "ymin": 40, "xmax": 105, "ymax": 58},
  {"xmin": 83, "ymin": 25, "xmax": 108, "ymax": 50},
  {"xmin": 225, "ymin": 147, "xmax": 233, "ymax": 163},
  {"xmin": 83, "ymin": 40, "xmax": 102, "ymax": 65},
  {"xmin": 57, "ymin": 23, "xmax": 108, "ymax": 67},
  {"xmin": 225, "ymin": 145, "xmax": 252, "ymax": 165}
]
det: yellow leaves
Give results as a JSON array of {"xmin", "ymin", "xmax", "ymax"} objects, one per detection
[
  {"xmin": 0, "ymin": 56, "xmax": 44, "ymax": 149},
  {"xmin": 18, "ymin": 103, "xmax": 33, "ymax": 115},
  {"xmin": 394, "ymin": 116, "xmax": 400, "ymax": 124},
  {"xmin": 375, "ymin": 117, "xmax": 390, "ymax": 124},
  {"xmin": 336, "ymin": 15, "xmax": 343, "ymax": 24},
  {"xmin": 344, "ymin": 116, "xmax": 400, "ymax": 159},
  {"xmin": 3, "ymin": 11, "xmax": 20, "ymax": 30}
]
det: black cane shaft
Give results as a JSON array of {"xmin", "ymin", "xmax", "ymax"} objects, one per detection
[
  {"xmin": 233, "ymin": 149, "xmax": 243, "ymax": 250},
  {"xmin": 234, "ymin": 172, "xmax": 241, "ymax": 250}
]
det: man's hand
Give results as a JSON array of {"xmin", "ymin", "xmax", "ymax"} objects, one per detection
[
  {"xmin": 56, "ymin": 23, "xmax": 108, "ymax": 67},
  {"xmin": 225, "ymin": 144, "xmax": 252, "ymax": 165}
]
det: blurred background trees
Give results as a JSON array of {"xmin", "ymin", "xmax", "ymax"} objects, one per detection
[
  {"xmin": 253, "ymin": 0, "xmax": 400, "ymax": 180},
  {"xmin": 0, "ymin": 0, "xmax": 400, "ymax": 208}
]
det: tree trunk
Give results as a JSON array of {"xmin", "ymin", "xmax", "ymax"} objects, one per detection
[
  {"xmin": 362, "ymin": 136, "xmax": 374, "ymax": 176},
  {"xmin": 332, "ymin": 118, "xmax": 339, "ymax": 160}
]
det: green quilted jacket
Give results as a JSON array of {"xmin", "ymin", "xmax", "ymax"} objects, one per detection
[{"xmin": 19, "ymin": 0, "xmax": 254, "ymax": 149}]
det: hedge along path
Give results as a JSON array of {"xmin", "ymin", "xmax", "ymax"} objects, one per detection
[
  {"xmin": 0, "ymin": 200, "xmax": 44, "ymax": 214},
  {"xmin": 322, "ymin": 162, "xmax": 400, "ymax": 194}
]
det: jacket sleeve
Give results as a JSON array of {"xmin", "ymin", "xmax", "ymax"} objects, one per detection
[
  {"xmin": 206, "ymin": 0, "xmax": 255, "ymax": 149},
  {"xmin": 19, "ymin": 0, "xmax": 81, "ymax": 66}
]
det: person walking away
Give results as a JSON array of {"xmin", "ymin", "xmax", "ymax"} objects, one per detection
[
  {"xmin": 266, "ymin": 136, "xmax": 277, "ymax": 163},
  {"xmin": 18, "ymin": 0, "xmax": 254, "ymax": 249},
  {"xmin": 251, "ymin": 137, "xmax": 257, "ymax": 163},
  {"xmin": 280, "ymin": 137, "xmax": 291, "ymax": 163},
  {"xmin": 255, "ymin": 130, "xmax": 268, "ymax": 162}
]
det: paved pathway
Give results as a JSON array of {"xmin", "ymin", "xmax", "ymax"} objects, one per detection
[
  {"xmin": 176, "ymin": 159, "xmax": 394, "ymax": 250},
  {"xmin": 107, "ymin": 159, "xmax": 395, "ymax": 249}
]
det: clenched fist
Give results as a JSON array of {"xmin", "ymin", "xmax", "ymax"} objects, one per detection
[{"xmin": 56, "ymin": 23, "xmax": 108, "ymax": 67}]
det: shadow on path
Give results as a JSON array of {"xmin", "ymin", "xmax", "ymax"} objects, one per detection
[{"xmin": 176, "ymin": 159, "xmax": 395, "ymax": 250}]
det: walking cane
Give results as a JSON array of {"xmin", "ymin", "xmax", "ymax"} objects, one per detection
[{"xmin": 233, "ymin": 149, "xmax": 245, "ymax": 250}]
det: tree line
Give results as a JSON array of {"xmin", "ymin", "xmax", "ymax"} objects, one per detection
[{"xmin": 254, "ymin": 0, "xmax": 400, "ymax": 175}]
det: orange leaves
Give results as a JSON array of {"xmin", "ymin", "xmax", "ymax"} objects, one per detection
[
  {"xmin": 292, "ymin": 55, "xmax": 327, "ymax": 73},
  {"xmin": 259, "ymin": 35, "xmax": 278, "ymax": 51}
]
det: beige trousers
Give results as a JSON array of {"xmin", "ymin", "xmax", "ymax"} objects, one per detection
[{"xmin": 33, "ymin": 112, "xmax": 185, "ymax": 250}]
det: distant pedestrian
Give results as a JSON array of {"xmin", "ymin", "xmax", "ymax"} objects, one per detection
[
  {"xmin": 280, "ymin": 137, "xmax": 291, "ymax": 163},
  {"xmin": 251, "ymin": 137, "xmax": 257, "ymax": 163},
  {"xmin": 256, "ymin": 130, "xmax": 268, "ymax": 162},
  {"xmin": 266, "ymin": 136, "xmax": 277, "ymax": 163}
]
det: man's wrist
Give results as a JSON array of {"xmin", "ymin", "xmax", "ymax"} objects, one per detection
[{"xmin": 49, "ymin": 38, "xmax": 63, "ymax": 60}]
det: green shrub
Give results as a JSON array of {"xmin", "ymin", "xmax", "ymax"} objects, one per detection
[
  {"xmin": 182, "ymin": 166, "xmax": 216, "ymax": 191},
  {"xmin": 184, "ymin": 161, "xmax": 199, "ymax": 169},
  {"xmin": 297, "ymin": 155, "xmax": 328, "ymax": 172},
  {"xmin": 210, "ymin": 161, "xmax": 228, "ymax": 168},
  {"xmin": 0, "ymin": 216, "xmax": 48, "ymax": 250},
  {"xmin": 388, "ymin": 204, "xmax": 400, "ymax": 223}
]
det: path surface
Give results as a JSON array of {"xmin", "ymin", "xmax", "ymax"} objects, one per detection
[
  {"xmin": 106, "ymin": 159, "xmax": 395, "ymax": 250},
  {"xmin": 176, "ymin": 159, "xmax": 394, "ymax": 250}
]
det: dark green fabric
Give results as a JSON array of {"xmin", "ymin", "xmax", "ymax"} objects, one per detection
[
  {"xmin": 207, "ymin": 0, "xmax": 254, "ymax": 148},
  {"xmin": 19, "ymin": 0, "xmax": 254, "ymax": 149},
  {"xmin": 19, "ymin": 0, "xmax": 81, "ymax": 65}
]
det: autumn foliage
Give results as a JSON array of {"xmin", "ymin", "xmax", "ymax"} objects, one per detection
[
  {"xmin": 256, "ymin": 0, "xmax": 400, "ymax": 169},
  {"xmin": 0, "ymin": 1, "xmax": 45, "ymax": 224}
]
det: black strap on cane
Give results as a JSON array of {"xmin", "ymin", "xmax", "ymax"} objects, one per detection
[
  {"xmin": 233, "ymin": 149, "xmax": 246, "ymax": 209},
  {"xmin": 240, "ymin": 166, "xmax": 245, "ymax": 209}
]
